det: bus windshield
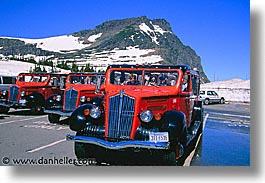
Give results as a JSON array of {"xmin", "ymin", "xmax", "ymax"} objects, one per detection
[
  {"xmin": 17, "ymin": 75, "xmax": 48, "ymax": 83},
  {"xmin": 109, "ymin": 70, "xmax": 179, "ymax": 86}
]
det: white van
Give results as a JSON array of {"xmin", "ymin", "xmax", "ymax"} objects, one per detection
[{"xmin": 199, "ymin": 90, "xmax": 225, "ymax": 105}]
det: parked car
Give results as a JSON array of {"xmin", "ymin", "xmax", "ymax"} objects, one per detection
[
  {"xmin": 0, "ymin": 75, "xmax": 16, "ymax": 113},
  {"xmin": 200, "ymin": 90, "xmax": 225, "ymax": 105},
  {"xmin": 67, "ymin": 64, "xmax": 204, "ymax": 165},
  {"xmin": 44, "ymin": 72, "xmax": 105, "ymax": 123},
  {"xmin": 0, "ymin": 72, "xmax": 67, "ymax": 114}
]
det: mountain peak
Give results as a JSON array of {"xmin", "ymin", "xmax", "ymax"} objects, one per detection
[{"xmin": 0, "ymin": 16, "xmax": 209, "ymax": 82}]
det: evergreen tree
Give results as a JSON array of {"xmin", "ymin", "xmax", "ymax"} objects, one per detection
[
  {"xmin": 84, "ymin": 63, "xmax": 94, "ymax": 72},
  {"xmin": 80, "ymin": 66, "xmax": 84, "ymax": 72},
  {"xmin": 33, "ymin": 63, "xmax": 42, "ymax": 72},
  {"xmin": 57, "ymin": 61, "xmax": 70, "ymax": 70},
  {"xmin": 71, "ymin": 62, "xmax": 79, "ymax": 72}
]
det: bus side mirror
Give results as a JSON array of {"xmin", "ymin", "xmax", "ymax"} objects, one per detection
[{"xmin": 95, "ymin": 75, "xmax": 102, "ymax": 93}]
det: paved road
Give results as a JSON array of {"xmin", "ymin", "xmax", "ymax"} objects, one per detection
[
  {"xmin": 203, "ymin": 102, "xmax": 250, "ymax": 123},
  {"xmin": 0, "ymin": 109, "xmax": 76, "ymax": 166},
  {"xmin": 0, "ymin": 103, "xmax": 250, "ymax": 166},
  {"xmin": 190, "ymin": 103, "xmax": 250, "ymax": 166}
]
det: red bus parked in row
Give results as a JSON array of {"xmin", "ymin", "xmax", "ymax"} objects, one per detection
[{"xmin": 67, "ymin": 64, "xmax": 204, "ymax": 165}]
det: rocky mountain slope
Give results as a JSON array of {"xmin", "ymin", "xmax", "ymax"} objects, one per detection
[{"xmin": 0, "ymin": 16, "xmax": 209, "ymax": 82}]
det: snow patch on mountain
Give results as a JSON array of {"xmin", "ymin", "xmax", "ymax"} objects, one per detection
[
  {"xmin": 153, "ymin": 24, "xmax": 169, "ymax": 34},
  {"xmin": 139, "ymin": 22, "xmax": 171, "ymax": 45},
  {"xmin": 1, "ymin": 35, "xmax": 88, "ymax": 53},
  {"xmin": 87, "ymin": 33, "xmax": 103, "ymax": 42},
  {"xmin": 64, "ymin": 46, "xmax": 163, "ymax": 71}
]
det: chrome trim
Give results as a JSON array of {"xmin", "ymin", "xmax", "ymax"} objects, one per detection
[
  {"xmin": 108, "ymin": 90, "xmax": 135, "ymax": 139},
  {"xmin": 9, "ymin": 86, "xmax": 19, "ymax": 102},
  {"xmin": 0, "ymin": 102, "xmax": 12, "ymax": 108},
  {"xmin": 66, "ymin": 134, "xmax": 170, "ymax": 150},
  {"xmin": 64, "ymin": 88, "xmax": 78, "ymax": 111},
  {"xmin": 44, "ymin": 109, "xmax": 72, "ymax": 117}
]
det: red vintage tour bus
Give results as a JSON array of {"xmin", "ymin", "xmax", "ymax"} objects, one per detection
[
  {"xmin": 0, "ymin": 72, "xmax": 67, "ymax": 114},
  {"xmin": 44, "ymin": 72, "xmax": 105, "ymax": 123},
  {"xmin": 67, "ymin": 64, "xmax": 203, "ymax": 165}
]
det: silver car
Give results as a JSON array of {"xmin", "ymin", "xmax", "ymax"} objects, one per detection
[{"xmin": 200, "ymin": 90, "xmax": 225, "ymax": 105}]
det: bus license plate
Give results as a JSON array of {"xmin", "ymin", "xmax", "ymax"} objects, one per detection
[{"xmin": 149, "ymin": 132, "xmax": 169, "ymax": 142}]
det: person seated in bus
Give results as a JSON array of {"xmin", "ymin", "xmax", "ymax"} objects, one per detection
[
  {"xmin": 119, "ymin": 75, "xmax": 126, "ymax": 85},
  {"xmin": 182, "ymin": 73, "xmax": 189, "ymax": 91},
  {"xmin": 84, "ymin": 76, "xmax": 91, "ymax": 84},
  {"xmin": 80, "ymin": 77, "xmax": 85, "ymax": 84},
  {"xmin": 127, "ymin": 74, "xmax": 139, "ymax": 85},
  {"xmin": 148, "ymin": 75, "xmax": 157, "ymax": 86},
  {"xmin": 144, "ymin": 73, "xmax": 151, "ymax": 86},
  {"xmin": 91, "ymin": 76, "xmax": 97, "ymax": 84},
  {"xmin": 158, "ymin": 75, "xmax": 169, "ymax": 86},
  {"xmin": 124, "ymin": 74, "xmax": 132, "ymax": 84}
]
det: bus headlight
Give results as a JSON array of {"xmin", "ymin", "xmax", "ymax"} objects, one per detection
[
  {"xmin": 80, "ymin": 96, "xmax": 86, "ymax": 103},
  {"xmin": 90, "ymin": 106, "xmax": 101, "ymax": 119},
  {"xmin": 20, "ymin": 91, "xmax": 25, "ymax": 97},
  {"xmin": 56, "ymin": 95, "xmax": 61, "ymax": 102},
  {"xmin": 2, "ymin": 90, "xmax": 7, "ymax": 96},
  {"xmin": 140, "ymin": 110, "xmax": 153, "ymax": 123}
]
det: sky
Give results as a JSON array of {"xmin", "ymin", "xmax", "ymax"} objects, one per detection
[{"xmin": 0, "ymin": 0, "xmax": 250, "ymax": 81}]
